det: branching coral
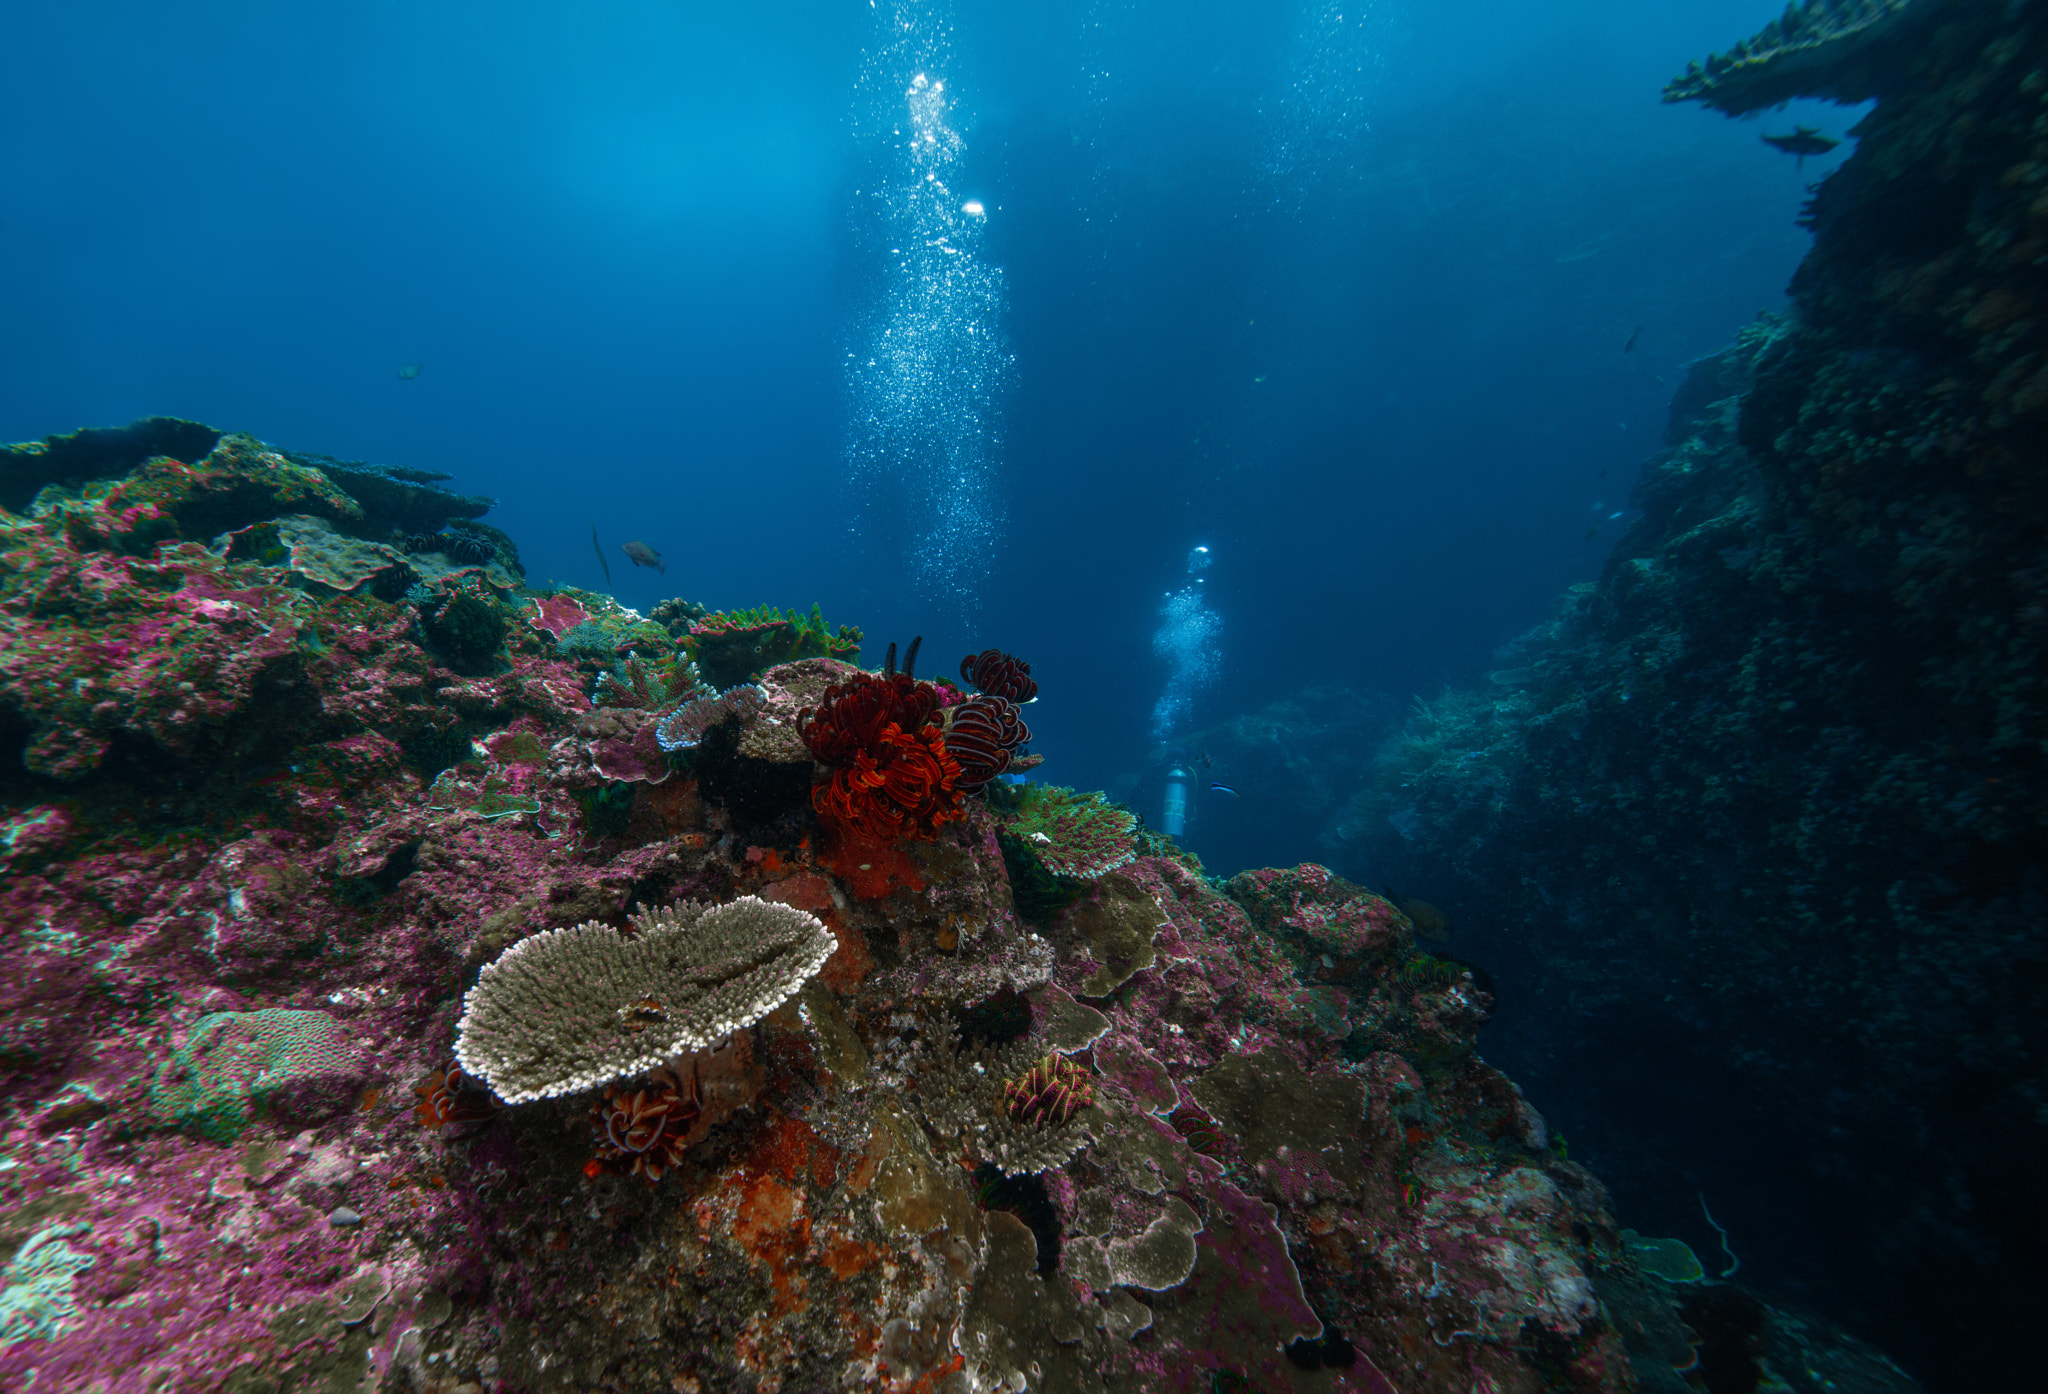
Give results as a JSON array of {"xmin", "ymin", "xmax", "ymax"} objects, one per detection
[
  {"xmin": 799, "ymin": 672, "xmax": 963, "ymax": 843},
  {"xmin": 555, "ymin": 620, "xmax": 615, "ymax": 662},
  {"xmin": 688, "ymin": 602, "xmax": 863, "ymax": 687},
  {"xmin": 654, "ymin": 683, "xmax": 768, "ymax": 752},
  {"xmin": 919, "ymin": 1024, "xmax": 1095, "ymax": 1176},
  {"xmin": 1661, "ymin": 0, "xmax": 1926, "ymax": 114}
]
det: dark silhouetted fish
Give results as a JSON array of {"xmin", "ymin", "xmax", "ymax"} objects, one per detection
[
  {"xmin": 622, "ymin": 539, "xmax": 665, "ymax": 574},
  {"xmin": 1762, "ymin": 126, "xmax": 1839, "ymax": 170},
  {"xmin": 1208, "ymin": 782, "xmax": 1238, "ymax": 797},
  {"xmin": 1399, "ymin": 898, "xmax": 1451, "ymax": 942},
  {"xmin": 590, "ymin": 523, "xmax": 613, "ymax": 589},
  {"xmin": 1622, "ymin": 327, "xmax": 1641, "ymax": 354}
]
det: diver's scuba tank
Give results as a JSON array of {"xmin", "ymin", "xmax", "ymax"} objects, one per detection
[{"xmin": 1161, "ymin": 754, "xmax": 1191, "ymax": 837}]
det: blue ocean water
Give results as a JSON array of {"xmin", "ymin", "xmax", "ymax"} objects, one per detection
[
  {"xmin": 0, "ymin": 1, "xmax": 1846, "ymax": 858},
  {"xmin": 18, "ymin": 2, "xmax": 2005, "ymax": 1384}
]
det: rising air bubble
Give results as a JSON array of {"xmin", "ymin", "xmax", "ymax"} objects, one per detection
[
  {"xmin": 846, "ymin": 1, "xmax": 1011, "ymax": 617},
  {"xmin": 1151, "ymin": 571, "xmax": 1223, "ymax": 743}
]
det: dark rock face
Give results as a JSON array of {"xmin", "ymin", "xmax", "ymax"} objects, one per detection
[{"xmin": 1339, "ymin": 4, "xmax": 2048, "ymax": 1386}]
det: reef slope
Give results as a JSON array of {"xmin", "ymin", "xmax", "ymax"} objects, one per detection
[
  {"xmin": 1339, "ymin": 2, "xmax": 2047, "ymax": 1385},
  {"xmin": 0, "ymin": 428, "xmax": 1904, "ymax": 1392}
]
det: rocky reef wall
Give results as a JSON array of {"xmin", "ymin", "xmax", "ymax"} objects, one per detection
[{"xmin": 1334, "ymin": 2, "xmax": 2048, "ymax": 1385}]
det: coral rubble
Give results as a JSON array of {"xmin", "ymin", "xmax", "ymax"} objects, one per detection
[{"xmin": 0, "ymin": 425, "xmax": 1764, "ymax": 1392}]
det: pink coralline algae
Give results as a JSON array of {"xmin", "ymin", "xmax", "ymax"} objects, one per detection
[
  {"xmin": 0, "ymin": 422, "xmax": 1887, "ymax": 1394},
  {"xmin": 523, "ymin": 591, "xmax": 588, "ymax": 640}
]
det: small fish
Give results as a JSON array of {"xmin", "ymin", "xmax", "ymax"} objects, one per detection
[
  {"xmin": 1200, "ymin": 750, "xmax": 1213, "ymax": 769},
  {"xmin": 1584, "ymin": 527, "xmax": 1601, "ymax": 542},
  {"xmin": 1762, "ymin": 126, "xmax": 1839, "ymax": 161},
  {"xmin": 396, "ymin": 363, "xmax": 423, "ymax": 380},
  {"xmin": 1609, "ymin": 511, "xmax": 1624, "ymax": 521},
  {"xmin": 1208, "ymin": 782, "xmax": 1238, "ymax": 797},
  {"xmin": 621, "ymin": 539, "xmax": 665, "ymax": 574},
  {"xmin": 1399, "ymin": 897, "xmax": 1451, "ymax": 942},
  {"xmin": 590, "ymin": 523, "xmax": 613, "ymax": 589},
  {"xmin": 1622, "ymin": 327, "xmax": 1641, "ymax": 354}
]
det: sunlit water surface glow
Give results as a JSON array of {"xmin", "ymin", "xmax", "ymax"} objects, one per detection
[{"xmin": 845, "ymin": 0, "xmax": 1011, "ymax": 621}]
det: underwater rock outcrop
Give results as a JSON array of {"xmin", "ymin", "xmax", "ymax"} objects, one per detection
[
  {"xmin": 1340, "ymin": 4, "xmax": 2046, "ymax": 1386},
  {"xmin": 0, "ymin": 429, "xmax": 1797, "ymax": 1392},
  {"xmin": 1661, "ymin": 0, "xmax": 1940, "ymax": 116}
]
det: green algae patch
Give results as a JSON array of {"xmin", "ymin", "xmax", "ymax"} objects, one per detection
[
  {"xmin": 150, "ymin": 1010, "xmax": 365, "ymax": 1143},
  {"xmin": 1188, "ymin": 1047, "xmax": 1366, "ymax": 1182},
  {"xmin": 0, "ymin": 1223, "xmax": 96, "ymax": 1347},
  {"xmin": 1066, "ymin": 874, "xmax": 1164, "ymax": 996},
  {"xmin": 1623, "ymin": 1230, "xmax": 1706, "ymax": 1283}
]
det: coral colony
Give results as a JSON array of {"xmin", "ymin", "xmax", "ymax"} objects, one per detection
[
  {"xmin": 0, "ymin": 431, "xmax": 1911, "ymax": 1394},
  {"xmin": 0, "ymin": 3, "xmax": 1977, "ymax": 1384},
  {"xmin": 0, "ymin": 420, "xmax": 1662, "ymax": 1393}
]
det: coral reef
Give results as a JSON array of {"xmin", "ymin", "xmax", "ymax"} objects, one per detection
[
  {"xmin": 687, "ymin": 603, "xmax": 863, "ymax": 689},
  {"xmin": 1661, "ymin": 0, "xmax": 1935, "ymax": 116},
  {"xmin": 993, "ymin": 783, "xmax": 1140, "ymax": 884},
  {"xmin": 1334, "ymin": 5, "xmax": 2047, "ymax": 1384},
  {"xmin": 0, "ymin": 428, "xmax": 1915, "ymax": 1393}
]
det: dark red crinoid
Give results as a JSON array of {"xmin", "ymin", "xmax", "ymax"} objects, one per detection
[
  {"xmin": 798, "ymin": 673, "xmax": 942, "ymax": 764},
  {"xmin": 946, "ymin": 694, "xmax": 1031, "ymax": 791},
  {"xmin": 960, "ymin": 648, "xmax": 1038, "ymax": 704},
  {"xmin": 413, "ymin": 1064, "xmax": 499, "ymax": 1129},
  {"xmin": 584, "ymin": 1078, "xmax": 703, "ymax": 1184},
  {"xmin": 1002, "ymin": 1052, "xmax": 1093, "ymax": 1130},
  {"xmin": 798, "ymin": 672, "xmax": 962, "ymax": 843}
]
